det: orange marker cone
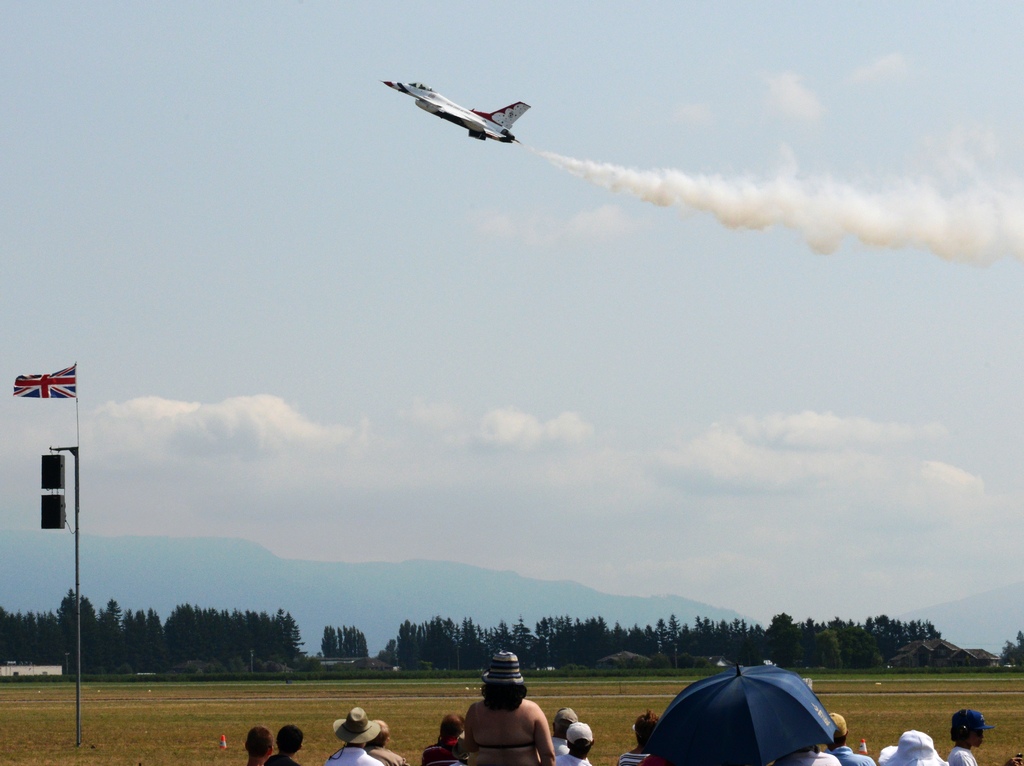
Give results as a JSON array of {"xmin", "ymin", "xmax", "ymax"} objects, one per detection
[
  {"xmin": 220, "ymin": 735, "xmax": 228, "ymax": 749},
  {"xmin": 859, "ymin": 739, "xmax": 868, "ymax": 754}
]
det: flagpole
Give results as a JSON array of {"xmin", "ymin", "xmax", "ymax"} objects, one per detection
[
  {"xmin": 56, "ymin": 387, "xmax": 81, "ymax": 747},
  {"xmin": 18, "ymin": 363, "xmax": 81, "ymax": 747},
  {"xmin": 51, "ymin": 442, "xmax": 80, "ymax": 746},
  {"xmin": 73, "ymin": 443, "xmax": 80, "ymax": 747},
  {"xmin": 74, "ymin": 396, "xmax": 80, "ymax": 747}
]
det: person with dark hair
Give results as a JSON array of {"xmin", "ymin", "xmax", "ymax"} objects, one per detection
[
  {"xmin": 367, "ymin": 720, "xmax": 409, "ymax": 766},
  {"xmin": 618, "ymin": 710, "xmax": 659, "ymax": 766},
  {"xmin": 267, "ymin": 725, "xmax": 304, "ymax": 766},
  {"xmin": 463, "ymin": 651, "xmax": 555, "ymax": 766},
  {"xmin": 948, "ymin": 709, "xmax": 1022, "ymax": 766},
  {"xmin": 423, "ymin": 713, "xmax": 466, "ymax": 766},
  {"xmin": 246, "ymin": 726, "xmax": 275, "ymax": 766}
]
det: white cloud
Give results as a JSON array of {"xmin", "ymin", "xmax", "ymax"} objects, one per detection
[
  {"xmin": 657, "ymin": 421, "xmax": 887, "ymax": 491},
  {"xmin": 91, "ymin": 395, "xmax": 364, "ymax": 460},
  {"xmin": 735, "ymin": 410, "xmax": 946, "ymax": 449},
  {"xmin": 920, "ymin": 460, "xmax": 985, "ymax": 493},
  {"xmin": 849, "ymin": 53, "xmax": 909, "ymax": 84},
  {"xmin": 400, "ymin": 399, "xmax": 599, "ymax": 454},
  {"xmin": 763, "ymin": 72, "xmax": 823, "ymax": 121},
  {"xmin": 477, "ymin": 407, "xmax": 594, "ymax": 450},
  {"xmin": 472, "ymin": 204, "xmax": 645, "ymax": 247},
  {"xmin": 655, "ymin": 412, "xmax": 973, "ymax": 496}
]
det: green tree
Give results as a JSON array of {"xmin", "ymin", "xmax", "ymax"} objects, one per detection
[
  {"xmin": 458, "ymin": 618, "xmax": 487, "ymax": 670},
  {"xmin": 766, "ymin": 613, "xmax": 803, "ymax": 667},
  {"xmin": 1000, "ymin": 631, "xmax": 1024, "ymax": 666},
  {"xmin": 666, "ymin": 615, "xmax": 681, "ymax": 667},
  {"xmin": 814, "ymin": 629, "xmax": 842, "ymax": 668},
  {"xmin": 396, "ymin": 620, "xmax": 421, "ymax": 669},
  {"xmin": 276, "ymin": 609, "xmax": 303, "ymax": 661},
  {"xmin": 342, "ymin": 626, "xmax": 368, "ymax": 657},
  {"xmin": 510, "ymin": 617, "xmax": 535, "ymax": 668},
  {"xmin": 838, "ymin": 625, "xmax": 883, "ymax": 668},
  {"xmin": 97, "ymin": 599, "xmax": 125, "ymax": 673},
  {"xmin": 377, "ymin": 639, "xmax": 398, "ymax": 666},
  {"xmin": 321, "ymin": 626, "xmax": 339, "ymax": 657}
]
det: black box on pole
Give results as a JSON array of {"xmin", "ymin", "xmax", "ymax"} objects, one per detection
[
  {"xmin": 41, "ymin": 494, "xmax": 66, "ymax": 529},
  {"xmin": 41, "ymin": 454, "xmax": 65, "ymax": 490}
]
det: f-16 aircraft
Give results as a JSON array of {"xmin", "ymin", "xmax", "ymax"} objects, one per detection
[{"xmin": 383, "ymin": 81, "xmax": 529, "ymax": 143}]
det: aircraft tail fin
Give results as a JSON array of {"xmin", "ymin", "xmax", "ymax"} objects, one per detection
[{"xmin": 474, "ymin": 102, "xmax": 530, "ymax": 128}]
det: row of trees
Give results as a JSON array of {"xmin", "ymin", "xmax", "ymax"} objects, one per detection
[
  {"xmin": 375, "ymin": 613, "xmax": 941, "ymax": 671},
  {"xmin": 762, "ymin": 613, "xmax": 941, "ymax": 669},
  {"xmin": 321, "ymin": 625, "xmax": 368, "ymax": 658},
  {"xmin": 1, "ymin": 592, "xmax": 996, "ymax": 674},
  {"xmin": 0, "ymin": 591, "xmax": 303, "ymax": 674}
]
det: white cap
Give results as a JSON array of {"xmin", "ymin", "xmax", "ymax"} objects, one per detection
[{"xmin": 566, "ymin": 723, "xmax": 593, "ymax": 744}]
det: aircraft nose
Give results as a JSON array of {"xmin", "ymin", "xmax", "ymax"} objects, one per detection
[{"xmin": 382, "ymin": 81, "xmax": 398, "ymax": 89}]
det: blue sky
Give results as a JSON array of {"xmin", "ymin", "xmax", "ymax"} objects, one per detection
[{"xmin": 4, "ymin": 2, "xmax": 1024, "ymax": 634}]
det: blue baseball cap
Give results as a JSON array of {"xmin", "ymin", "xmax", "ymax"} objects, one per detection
[{"xmin": 952, "ymin": 710, "xmax": 994, "ymax": 731}]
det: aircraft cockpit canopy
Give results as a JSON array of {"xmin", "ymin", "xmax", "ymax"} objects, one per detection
[{"xmin": 410, "ymin": 82, "xmax": 433, "ymax": 92}]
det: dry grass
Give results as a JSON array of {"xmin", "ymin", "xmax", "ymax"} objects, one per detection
[{"xmin": 3, "ymin": 676, "xmax": 1024, "ymax": 766}]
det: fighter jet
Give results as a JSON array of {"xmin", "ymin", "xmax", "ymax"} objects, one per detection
[{"xmin": 383, "ymin": 81, "xmax": 529, "ymax": 143}]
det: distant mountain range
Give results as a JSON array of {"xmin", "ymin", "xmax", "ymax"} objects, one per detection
[
  {"xmin": 0, "ymin": 530, "xmax": 746, "ymax": 654},
  {"xmin": 900, "ymin": 584, "xmax": 1024, "ymax": 654}
]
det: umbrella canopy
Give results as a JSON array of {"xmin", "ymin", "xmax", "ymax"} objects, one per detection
[{"xmin": 645, "ymin": 664, "xmax": 837, "ymax": 766}]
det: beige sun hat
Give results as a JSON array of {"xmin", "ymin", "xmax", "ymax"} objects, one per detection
[{"xmin": 334, "ymin": 707, "xmax": 382, "ymax": 744}]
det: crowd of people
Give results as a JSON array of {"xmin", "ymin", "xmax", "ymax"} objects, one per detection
[
  {"xmin": 241, "ymin": 652, "xmax": 1024, "ymax": 766},
  {"xmin": 780, "ymin": 708, "xmax": 1023, "ymax": 766}
]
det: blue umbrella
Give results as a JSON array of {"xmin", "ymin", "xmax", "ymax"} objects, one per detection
[{"xmin": 645, "ymin": 664, "xmax": 837, "ymax": 766}]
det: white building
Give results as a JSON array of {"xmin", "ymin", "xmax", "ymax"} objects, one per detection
[{"xmin": 0, "ymin": 663, "xmax": 62, "ymax": 677}]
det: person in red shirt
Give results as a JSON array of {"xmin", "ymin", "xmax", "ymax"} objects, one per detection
[{"xmin": 422, "ymin": 713, "xmax": 466, "ymax": 766}]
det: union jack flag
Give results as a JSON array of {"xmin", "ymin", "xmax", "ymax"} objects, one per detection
[{"xmin": 13, "ymin": 364, "xmax": 77, "ymax": 398}]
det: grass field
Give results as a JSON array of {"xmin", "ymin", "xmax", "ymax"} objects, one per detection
[{"xmin": 3, "ymin": 676, "xmax": 1024, "ymax": 766}]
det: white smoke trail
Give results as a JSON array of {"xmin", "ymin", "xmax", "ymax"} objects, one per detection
[{"xmin": 534, "ymin": 149, "xmax": 1024, "ymax": 264}]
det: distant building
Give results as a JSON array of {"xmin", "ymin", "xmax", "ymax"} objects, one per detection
[
  {"xmin": 888, "ymin": 639, "xmax": 1000, "ymax": 668},
  {"xmin": 320, "ymin": 656, "xmax": 395, "ymax": 670},
  {"xmin": 704, "ymin": 655, "xmax": 733, "ymax": 667},
  {"xmin": 0, "ymin": 663, "xmax": 62, "ymax": 677},
  {"xmin": 596, "ymin": 651, "xmax": 649, "ymax": 669}
]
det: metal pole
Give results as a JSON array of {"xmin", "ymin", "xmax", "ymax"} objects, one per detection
[
  {"xmin": 73, "ymin": 446, "xmax": 80, "ymax": 747},
  {"xmin": 53, "ymin": 445, "xmax": 81, "ymax": 746}
]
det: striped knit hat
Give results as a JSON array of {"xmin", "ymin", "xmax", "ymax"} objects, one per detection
[{"xmin": 482, "ymin": 651, "xmax": 524, "ymax": 685}]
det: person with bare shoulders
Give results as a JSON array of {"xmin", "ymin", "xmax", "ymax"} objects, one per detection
[
  {"xmin": 618, "ymin": 710, "xmax": 658, "ymax": 766},
  {"xmin": 464, "ymin": 651, "xmax": 555, "ymax": 766}
]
